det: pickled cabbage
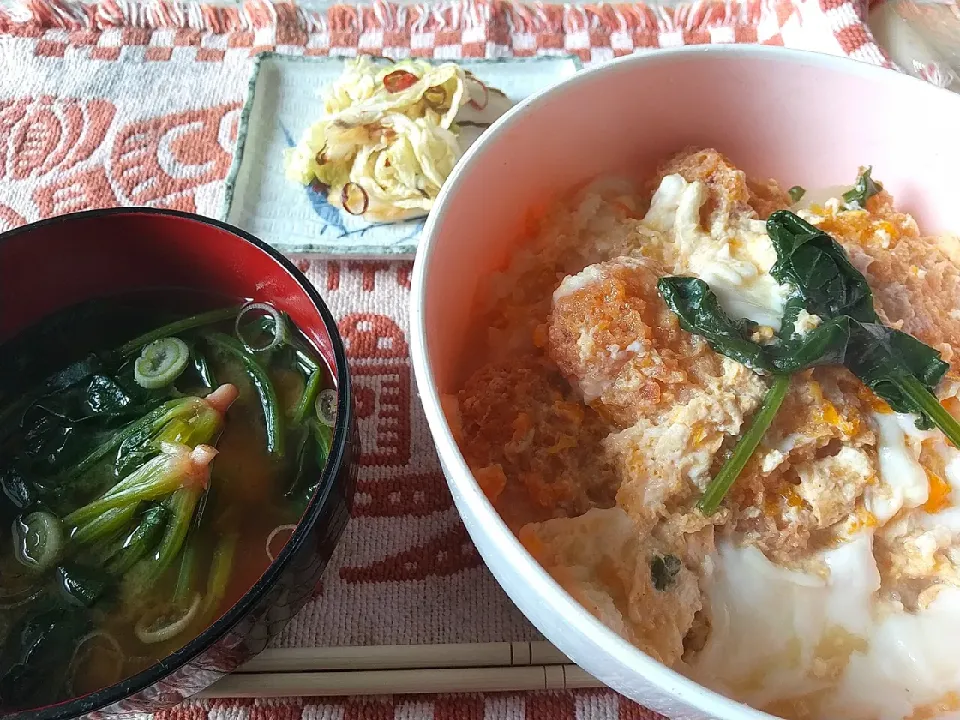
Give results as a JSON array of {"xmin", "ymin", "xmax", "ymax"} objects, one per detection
[{"xmin": 284, "ymin": 56, "xmax": 501, "ymax": 223}]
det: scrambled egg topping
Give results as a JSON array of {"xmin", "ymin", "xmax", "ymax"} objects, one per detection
[{"xmin": 446, "ymin": 149, "xmax": 960, "ymax": 720}]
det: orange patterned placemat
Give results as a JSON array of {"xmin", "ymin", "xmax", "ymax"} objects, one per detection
[{"xmin": 0, "ymin": 0, "xmax": 892, "ymax": 717}]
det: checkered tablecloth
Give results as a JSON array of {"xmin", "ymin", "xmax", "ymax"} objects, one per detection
[{"xmin": 0, "ymin": 0, "xmax": 895, "ymax": 717}]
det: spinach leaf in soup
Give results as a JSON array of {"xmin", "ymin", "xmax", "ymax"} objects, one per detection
[
  {"xmin": 0, "ymin": 466, "xmax": 40, "ymax": 521},
  {"xmin": 0, "ymin": 603, "xmax": 90, "ymax": 709},
  {"xmin": 56, "ymin": 564, "xmax": 113, "ymax": 608}
]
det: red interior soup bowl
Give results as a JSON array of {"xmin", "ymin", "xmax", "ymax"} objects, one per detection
[{"xmin": 0, "ymin": 209, "xmax": 356, "ymax": 719}]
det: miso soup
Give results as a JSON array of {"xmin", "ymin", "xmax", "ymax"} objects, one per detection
[{"xmin": 0, "ymin": 289, "xmax": 336, "ymax": 711}]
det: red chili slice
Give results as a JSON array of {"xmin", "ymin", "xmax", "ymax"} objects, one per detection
[
  {"xmin": 383, "ymin": 69, "xmax": 418, "ymax": 93},
  {"xmin": 340, "ymin": 182, "xmax": 370, "ymax": 216}
]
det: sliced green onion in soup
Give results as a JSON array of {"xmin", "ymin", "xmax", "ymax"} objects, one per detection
[
  {"xmin": 315, "ymin": 388, "xmax": 337, "ymax": 427},
  {"xmin": 13, "ymin": 511, "xmax": 63, "ymax": 572},
  {"xmin": 0, "ymin": 584, "xmax": 44, "ymax": 610},
  {"xmin": 66, "ymin": 631, "xmax": 126, "ymax": 697},
  {"xmin": 134, "ymin": 337, "xmax": 190, "ymax": 389},
  {"xmin": 135, "ymin": 592, "xmax": 202, "ymax": 644},
  {"xmin": 266, "ymin": 524, "xmax": 297, "ymax": 563},
  {"xmin": 235, "ymin": 302, "xmax": 288, "ymax": 353}
]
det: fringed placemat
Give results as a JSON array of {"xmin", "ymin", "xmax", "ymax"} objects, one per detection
[{"xmin": 0, "ymin": 1, "xmax": 895, "ymax": 717}]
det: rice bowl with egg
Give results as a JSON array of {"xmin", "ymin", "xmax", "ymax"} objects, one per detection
[
  {"xmin": 441, "ymin": 147, "xmax": 960, "ymax": 720},
  {"xmin": 410, "ymin": 47, "xmax": 960, "ymax": 720}
]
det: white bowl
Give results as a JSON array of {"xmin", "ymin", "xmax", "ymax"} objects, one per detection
[{"xmin": 410, "ymin": 46, "xmax": 960, "ymax": 720}]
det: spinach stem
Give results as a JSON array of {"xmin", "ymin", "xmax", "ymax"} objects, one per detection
[
  {"xmin": 894, "ymin": 374, "xmax": 960, "ymax": 449},
  {"xmin": 157, "ymin": 487, "xmax": 203, "ymax": 571},
  {"xmin": 70, "ymin": 504, "xmax": 139, "ymax": 548},
  {"xmin": 116, "ymin": 307, "xmax": 240, "ymax": 358},
  {"xmin": 173, "ymin": 539, "xmax": 199, "ymax": 607},
  {"xmin": 64, "ymin": 450, "xmax": 193, "ymax": 528},
  {"xmin": 698, "ymin": 374, "xmax": 791, "ymax": 515},
  {"xmin": 69, "ymin": 397, "xmax": 202, "ymax": 481},
  {"xmin": 202, "ymin": 531, "xmax": 238, "ymax": 618},
  {"xmin": 107, "ymin": 505, "xmax": 167, "ymax": 575},
  {"xmin": 295, "ymin": 349, "xmax": 320, "ymax": 376},
  {"xmin": 193, "ymin": 348, "xmax": 217, "ymax": 389},
  {"xmin": 293, "ymin": 368, "xmax": 324, "ymax": 425},
  {"xmin": 206, "ymin": 333, "xmax": 285, "ymax": 459}
]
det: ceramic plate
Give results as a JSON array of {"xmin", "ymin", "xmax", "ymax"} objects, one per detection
[{"xmin": 221, "ymin": 53, "xmax": 582, "ymax": 258}]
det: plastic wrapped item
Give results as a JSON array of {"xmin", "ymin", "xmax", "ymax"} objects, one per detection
[{"xmin": 870, "ymin": 0, "xmax": 960, "ymax": 90}]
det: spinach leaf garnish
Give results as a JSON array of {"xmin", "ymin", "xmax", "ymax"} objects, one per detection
[
  {"xmin": 657, "ymin": 278, "xmax": 772, "ymax": 373},
  {"xmin": 769, "ymin": 316, "xmax": 852, "ymax": 373},
  {"xmin": 842, "ymin": 166, "xmax": 883, "ymax": 209},
  {"xmin": 846, "ymin": 322, "xmax": 950, "ymax": 432},
  {"xmin": 767, "ymin": 210, "xmax": 876, "ymax": 322},
  {"xmin": 656, "ymin": 276, "xmax": 852, "ymax": 376},
  {"xmin": 657, "ymin": 196, "xmax": 960, "ymax": 514},
  {"xmin": 766, "ymin": 212, "xmax": 951, "ymax": 431}
]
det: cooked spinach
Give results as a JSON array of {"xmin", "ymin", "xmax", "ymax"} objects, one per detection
[
  {"xmin": 190, "ymin": 346, "xmax": 218, "ymax": 389},
  {"xmin": 56, "ymin": 564, "xmax": 112, "ymax": 608},
  {"xmin": 767, "ymin": 210, "xmax": 876, "ymax": 322},
  {"xmin": 769, "ymin": 213, "xmax": 953, "ymax": 434},
  {"xmin": 697, "ymin": 374, "xmax": 791, "ymax": 515},
  {"xmin": 657, "ymin": 198, "xmax": 960, "ymax": 513},
  {"xmin": 650, "ymin": 554, "xmax": 682, "ymax": 591},
  {"xmin": 770, "ymin": 315, "xmax": 852, "ymax": 373},
  {"xmin": 846, "ymin": 322, "xmax": 952, "ymax": 436},
  {"xmin": 105, "ymin": 505, "xmax": 168, "ymax": 575},
  {"xmin": 0, "ymin": 297, "xmax": 334, "ymax": 709},
  {"xmin": 657, "ymin": 277, "xmax": 771, "ymax": 372},
  {"xmin": 0, "ymin": 603, "xmax": 89, "ymax": 709},
  {"xmin": 0, "ymin": 467, "xmax": 39, "ymax": 518},
  {"xmin": 657, "ymin": 275, "xmax": 853, "ymax": 376},
  {"xmin": 787, "ymin": 185, "xmax": 806, "ymax": 203},
  {"xmin": 205, "ymin": 333, "xmax": 285, "ymax": 460},
  {"xmin": 842, "ymin": 166, "xmax": 883, "ymax": 209},
  {"xmin": 285, "ymin": 419, "xmax": 333, "ymax": 514}
]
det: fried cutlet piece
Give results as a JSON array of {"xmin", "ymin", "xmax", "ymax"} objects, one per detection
[
  {"xmin": 875, "ymin": 514, "xmax": 960, "ymax": 612},
  {"xmin": 548, "ymin": 254, "xmax": 880, "ymax": 559},
  {"xmin": 656, "ymin": 147, "xmax": 792, "ymax": 223},
  {"xmin": 455, "ymin": 355, "xmax": 619, "ymax": 524},
  {"xmin": 548, "ymin": 256, "xmax": 761, "ymax": 428},
  {"xmin": 726, "ymin": 367, "xmax": 878, "ymax": 562},
  {"xmin": 548, "ymin": 256, "xmax": 768, "ymax": 533}
]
